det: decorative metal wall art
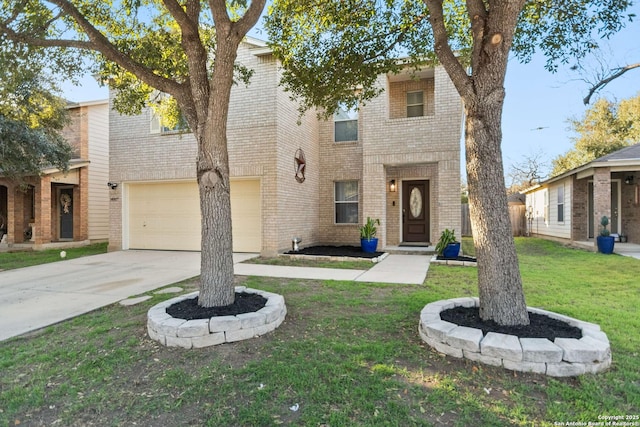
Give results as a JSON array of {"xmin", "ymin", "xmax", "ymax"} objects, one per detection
[{"xmin": 294, "ymin": 148, "xmax": 306, "ymax": 183}]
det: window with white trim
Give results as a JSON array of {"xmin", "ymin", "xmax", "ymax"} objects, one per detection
[
  {"xmin": 557, "ymin": 184, "xmax": 564, "ymax": 222},
  {"xmin": 406, "ymin": 91, "xmax": 424, "ymax": 117},
  {"xmin": 334, "ymin": 104, "xmax": 358, "ymax": 142},
  {"xmin": 334, "ymin": 181, "xmax": 358, "ymax": 224}
]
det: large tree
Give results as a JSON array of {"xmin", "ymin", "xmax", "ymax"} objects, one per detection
[
  {"xmin": 0, "ymin": 40, "xmax": 75, "ymax": 182},
  {"xmin": 265, "ymin": 0, "xmax": 633, "ymax": 325},
  {"xmin": 551, "ymin": 94, "xmax": 640, "ymax": 176},
  {"xmin": 1, "ymin": 0, "xmax": 265, "ymax": 307}
]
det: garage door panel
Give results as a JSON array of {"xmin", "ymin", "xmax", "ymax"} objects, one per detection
[
  {"xmin": 128, "ymin": 180, "xmax": 261, "ymax": 252},
  {"xmin": 231, "ymin": 180, "xmax": 261, "ymax": 252}
]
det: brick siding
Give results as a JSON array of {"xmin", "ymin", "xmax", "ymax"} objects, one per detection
[{"xmin": 109, "ymin": 41, "xmax": 463, "ymax": 253}]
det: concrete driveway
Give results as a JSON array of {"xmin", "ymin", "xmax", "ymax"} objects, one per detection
[{"xmin": 0, "ymin": 250, "xmax": 202, "ymax": 342}]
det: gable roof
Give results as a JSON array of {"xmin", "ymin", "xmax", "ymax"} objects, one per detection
[
  {"xmin": 523, "ymin": 142, "xmax": 640, "ymax": 193},
  {"xmin": 594, "ymin": 143, "xmax": 640, "ymax": 162}
]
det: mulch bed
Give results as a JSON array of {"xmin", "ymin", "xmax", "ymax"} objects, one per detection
[
  {"xmin": 440, "ymin": 306, "xmax": 582, "ymax": 340},
  {"xmin": 166, "ymin": 292, "xmax": 267, "ymax": 320},
  {"xmin": 285, "ymin": 245, "xmax": 384, "ymax": 259},
  {"xmin": 436, "ymin": 255, "xmax": 477, "ymax": 262}
]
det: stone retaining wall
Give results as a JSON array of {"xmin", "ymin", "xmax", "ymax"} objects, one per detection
[
  {"xmin": 419, "ymin": 298, "xmax": 611, "ymax": 377},
  {"xmin": 147, "ymin": 286, "xmax": 287, "ymax": 348}
]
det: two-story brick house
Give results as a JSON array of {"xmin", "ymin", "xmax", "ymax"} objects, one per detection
[
  {"xmin": 0, "ymin": 100, "xmax": 109, "ymax": 249},
  {"xmin": 107, "ymin": 38, "xmax": 463, "ymax": 256}
]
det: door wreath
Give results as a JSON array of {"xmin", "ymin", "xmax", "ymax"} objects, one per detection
[{"xmin": 60, "ymin": 193, "xmax": 72, "ymax": 214}]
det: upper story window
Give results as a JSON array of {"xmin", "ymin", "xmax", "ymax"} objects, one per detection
[
  {"xmin": 334, "ymin": 104, "xmax": 358, "ymax": 142},
  {"xmin": 388, "ymin": 76, "xmax": 435, "ymax": 120},
  {"xmin": 150, "ymin": 110, "xmax": 190, "ymax": 135},
  {"xmin": 407, "ymin": 91, "xmax": 424, "ymax": 117},
  {"xmin": 335, "ymin": 181, "xmax": 359, "ymax": 224}
]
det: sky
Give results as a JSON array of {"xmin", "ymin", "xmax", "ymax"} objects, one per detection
[{"xmin": 61, "ymin": 5, "xmax": 640, "ymax": 179}]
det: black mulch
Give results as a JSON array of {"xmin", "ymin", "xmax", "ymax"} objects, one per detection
[
  {"xmin": 440, "ymin": 306, "xmax": 582, "ymax": 340},
  {"xmin": 285, "ymin": 245, "xmax": 384, "ymax": 259},
  {"xmin": 166, "ymin": 292, "xmax": 267, "ymax": 320},
  {"xmin": 436, "ymin": 255, "xmax": 477, "ymax": 262}
]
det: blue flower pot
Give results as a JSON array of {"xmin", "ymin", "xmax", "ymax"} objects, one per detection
[
  {"xmin": 442, "ymin": 242, "xmax": 461, "ymax": 259},
  {"xmin": 597, "ymin": 236, "xmax": 615, "ymax": 254},
  {"xmin": 361, "ymin": 238, "xmax": 378, "ymax": 253}
]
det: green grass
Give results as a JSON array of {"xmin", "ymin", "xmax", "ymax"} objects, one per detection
[
  {"xmin": 0, "ymin": 242, "xmax": 108, "ymax": 270},
  {"xmin": 245, "ymin": 255, "xmax": 374, "ymax": 270},
  {"xmin": 0, "ymin": 238, "xmax": 638, "ymax": 426}
]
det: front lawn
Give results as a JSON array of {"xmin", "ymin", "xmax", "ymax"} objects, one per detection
[
  {"xmin": 0, "ymin": 238, "xmax": 638, "ymax": 426},
  {"xmin": 0, "ymin": 242, "xmax": 108, "ymax": 271}
]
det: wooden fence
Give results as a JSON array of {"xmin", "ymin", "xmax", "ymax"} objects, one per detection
[{"xmin": 461, "ymin": 204, "xmax": 526, "ymax": 237}]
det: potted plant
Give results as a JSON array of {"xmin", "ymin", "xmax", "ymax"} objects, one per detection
[
  {"xmin": 435, "ymin": 228, "xmax": 461, "ymax": 259},
  {"xmin": 596, "ymin": 216, "xmax": 615, "ymax": 254},
  {"xmin": 359, "ymin": 217, "xmax": 380, "ymax": 253}
]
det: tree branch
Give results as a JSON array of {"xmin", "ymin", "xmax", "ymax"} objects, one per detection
[
  {"xmin": 42, "ymin": 0, "xmax": 182, "ymax": 95},
  {"xmin": 583, "ymin": 62, "xmax": 640, "ymax": 105},
  {"xmin": 423, "ymin": 0, "xmax": 473, "ymax": 100},
  {"xmin": 161, "ymin": 0, "xmax": 197, "ymax": 34},
  {"xmin": 234, "ymin": 0, "xmax": 267, "ymax": 38},
  {"xmin": 466, "ymin": 0, "xmax": 486, "ymax": 76}
]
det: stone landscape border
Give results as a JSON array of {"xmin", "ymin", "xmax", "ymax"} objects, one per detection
[
  {"xmin": 419, "ymin": 298, "xmax": 611, "ymax": 377},
  {"xmin": 147, "ymin": 286, "xmax": 287, "ymax": 349},
  {"xmin": 430, "ymin": 255, "xmax": 477, "ymax": 267}
]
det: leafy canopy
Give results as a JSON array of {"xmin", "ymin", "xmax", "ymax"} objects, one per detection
[
  {"xmin": 0, "ymin": 39, "xmax": 75, "ymax": 182},
  {"xmin": 265, "ymin": 0, "xmax": 634, "ymax": 116},
  {"xmin": 551, "ymin": 93, "xmax": 640, "ymax": 176}
]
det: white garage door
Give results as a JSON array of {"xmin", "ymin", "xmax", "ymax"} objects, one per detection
[{"xmin": 128, "ymin": 180, "xmax": 261, "ymax": 252}]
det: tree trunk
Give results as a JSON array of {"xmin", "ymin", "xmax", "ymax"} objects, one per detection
[
  {"xmin": 465, "ymin": 96, "xmax": 530, "ymax": 326},
  {"xmin": 195, "ymin": 41, "xmax": 238, "ymax": 308}
]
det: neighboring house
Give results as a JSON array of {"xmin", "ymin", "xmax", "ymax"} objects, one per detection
[
  {"xmin": 524, "ymin": 143, "xmax": 640, "ymax": 246},
  {"xmin": 0, "ymin": 100, "xmax": 110, "ymax": 249},
  {"xmin": 108, "ymin": 38, "xmax": 463, "ymax": 256}
]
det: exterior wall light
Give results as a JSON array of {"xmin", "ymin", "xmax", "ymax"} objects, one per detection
[
  {"xmin": 624, "ymin": 175, "xmax": 634, "ymax": 185},
  {"xmin": 389, "ymin": 179, "xmax": 397, "ymax": 192}
]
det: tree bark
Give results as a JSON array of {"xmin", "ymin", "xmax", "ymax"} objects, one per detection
[
  {"xmin": 465, "ymin": 98, "xmax": 530, "ymax": 325},
  {"xmin": 195, "ymin": 34, "xmax": 239, "ymax": 308},
  {"xmin": 426, "ymin": 0, "xmax": 530, "ymax": 325}
]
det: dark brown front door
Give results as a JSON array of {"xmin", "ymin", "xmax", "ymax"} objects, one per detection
[{"xmin": 403, "ymin": 180, "xmax": 429, "ymax": 242}]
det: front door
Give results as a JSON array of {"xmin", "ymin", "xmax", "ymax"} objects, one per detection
[
  {"xmin": 59, "ymin": 188, "xmax": 74, "ymax": 239},
  {"xmin": 402, "ymin": 180, "xmax": 430, "ymax": 242}
]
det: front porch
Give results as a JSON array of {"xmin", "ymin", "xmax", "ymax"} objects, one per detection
[
  {"xmin": 572, "ymin": 240, "xmax": 640, "ymax": 259},
  {"xmin": 0, "ymin": 164, "xmax": 89, "ymax": 250}
]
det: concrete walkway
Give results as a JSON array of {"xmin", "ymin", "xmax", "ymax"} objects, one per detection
[
  {"xmin": 614, "ymin": 242, "xmax": 640, "ymax": 259},
  {"xmin": 0, "ymin": 251, "xmax": 431, "ymax": 342},
  {"xmin": 235, "ymin": 254, "xmax": 430, "ymax": 285}
]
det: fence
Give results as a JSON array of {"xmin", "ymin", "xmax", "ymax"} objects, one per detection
[{"xmin": 461, "ymin": 204, "xmax": 526, "ymax": 237}]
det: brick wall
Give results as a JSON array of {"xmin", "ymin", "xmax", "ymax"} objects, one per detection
[
  {"xmin": 108, "ymin": 42, "xmax": 463, "ymax": 253},
  {"xmin": 317, "ymin": 66, "xmax": 462, "ymax": 247},
  {"xmin": 593, "ymin": 168, "xmax": 611, "ymax": 244},
  {"xmin": 572, "ymin": 177, "xmax": 588, "ymax": 240},
  {"xmin": 388, "ymin": 78, "xmax": 435, "ymax": 119}
]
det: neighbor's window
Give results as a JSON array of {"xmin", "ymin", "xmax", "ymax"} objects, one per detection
[
  {"xmin": 334, "ymin": 104, "xmax": 358, "ymax": 142},
  {"xmin": 406, "ymin": 91, "xmax": 424, "ymax": 117},
  {"xmin": 335, "ymin": 181, "xmax": 358, "ymax": 224},
  {"xmin": 557, "ymin": 184, "xmax": 564, "ymax": 222}
]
